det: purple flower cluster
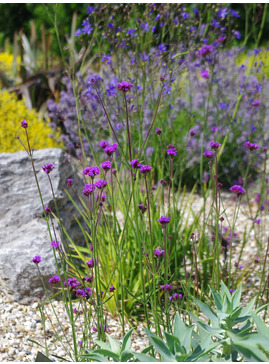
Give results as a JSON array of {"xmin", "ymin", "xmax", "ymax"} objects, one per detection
[
  {"xmin": 160, "ymin": 284, "xmax": 172, "ymax": 292},
  {"xmin": 48, "ymin": 275, "xmax": 60, "ymax": 284},
  {"xmin": 169, "ymin": 292, "xmax": 182, "ymax": 301},
  {"xmin": 83, "ymin": 184, "xmax": 96, "ymax": 196},
  {"xmin": 83, "ymin": 166, "xmax": 100, "ymax": 178},
  {"xmin": 64, "ymin": 278, "xmax": 80, "ymax": 288},
  {"xmin": 244, "ymin": 141, "xmax": 260, "ymax": 151},
  {"xmin": 138, "ymin": 204, "xmax": 148, "ymax": 214},
  {"xmin": 117, "ymin": 81, "xmax": 133, "ymax": 92},
  {"xmin": 51, "ymin": 240, "xmax": 60, "ymax": 249},
  {"xmin": 101, "ymin": 161, "xmax": 112, "ymax": 171},
  {"xmin": 229, "ymin": 185, "xmax": 246, "ymax": 195},
  {"xmin": 167, "ymin": 147, "xmax": 178, "ymax": 156},
  {"xmin": 154, "ymin": 248, "xmax": 165, "ymax": 258},
  {"xmin": 130, "ymin": 159, "xmax": 142, "ymax": 169},
  {"xmin": 157, "ymin": 216, "xmax": 171, "ymax": 228},
  {"xmin": 41, "ymin": 163, "xmax": 54, "ymax": 174},
  {"xmin": 140, "ymin": 165, "xmax": 153, "ymax": 175},
  {"xmin": 32, "ymin": 256, "xmax": 42, "ymax": 264},
  {"xmin": 86, "ymin": 258, "xmax": 96, "ymax": 268},
  {"xmin": 21, "ymin": 120, "xmax": 28, "ymax": 128},
  {"xmin": 76, "ymin": 287, "xmax": 92, "ymax": 298}
]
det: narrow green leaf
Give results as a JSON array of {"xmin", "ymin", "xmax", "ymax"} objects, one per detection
[
  {"xmin": 192, "ymin": 297, "xmax": 218, "ymax": 322},
  {"xmin": 94, "ymin": 339, "xmax": 112, "ymax": 351},
  {"xmin": 120, "ymin": 349, "xmax": 135, "ymax": 362},
  {"xmin": 252, "ymin": 312, "xmax": 269, "ymax": 339},
  {"xmin": 220, "ymin": 281, "xmax": 232, "ymax": 302},
  {"xmin": 80, "ymin": 353, "xmax": 109, "ymax": 362},
  {"xmin": 94, "ymin": 349, "xmax": 119, "ymax": 361},
  {"xmin": 27, "ymin": 339, "xmax": 45, "ymax": 348},
  {"xmin": 174, "ymin": 312, "xmax": 186, "ymax": 339},
  {"xmin": 231, "ymin": 284, "xmax": 242, "ymax": 310},
  {"xmin": 164, "ymin": 332, "xmax": 180, "ymax": 354},
  {"xmin": 144, "ymin": 327, "xmax": 176, "ymax": 361},
  {"xmin": 121, "ymin": 328, "xmax": 135, "ymax": 352},
  {"xmin": 210, "ymin": 287, "xmax": 223, "ymax": 311},
  {"xmin": 106, "ymin": 334, "xmax": 121, "ymax": 355},
  {"xmin": 132, "ymin": 352, "xmax": 159, "ymax": 362},
  {"xmin": 181, "ymin": 325, "xmax": 194, "ymax": 353},
  {"xmin": 239, "ymin": 296, "xmax": 256, "ymax": 317}
]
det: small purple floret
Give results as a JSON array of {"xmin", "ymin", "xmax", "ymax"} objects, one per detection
[
  {"xmin": 32, "ymin": 256, "xmax": 42, "ymax": 264},
  {"xmin": 82, "ymin": 184, "xmax": 96, "ymax": 196},
  {"xmin": 51, "ymin": 240, "xmax": 60, "ymax": 249},
  {"xmin": 244, "ymin": 141, "xmax": 260, "ymax": 151},
  {"xmin": 130, "ymin": 159, "xmax": 142, "ymax": 169},
  {"xmin": 167, "ymin": 147, "xmax": 178, "ymax": 156},
  {"xmin": 154, "ymin": 248, "xmax": 165, "ymax": 258},
  {"xmin": 155, "ymin": 128, "xmax": 162, "ymax": 135},
  {"xmin": 101, "ymin": 161, "xmax": 112, "ymax": 171},
  {"xmin": 229, "ymin": 185, "xmax": 246, "ymax": 195},
  {"xmin": 160, "ymin": 284, "xmax": 172, "ymax": 292},
  {"xmin": 41, "ymin": 163, "xmax": 55, "ymax": 174},
  {"xmin": 48, "ymin": 275, "xmax": 60, "ymax": 284},
  {"xmin": 169, "ymin": 292, "xmax": 183, "ymax": 301},
  {"xmin": 117, "ymin": 81, "xmax": 133, "ymax": 92},
  {"xmin": 95, "ymin": 179, "xmax": 108, "ymax": 189},
  {"xmin": 21, "ymin": 120, "xmax": 28, "ymax": 128},
  {"xmin": 67, "ymin": 179, "xmax": 73, "ymax": 187},
  {"xmin": 139, "ymin": 165, "xmax": 152, "ymax": 175},
  {"xmin": 109, "ymin": 285, "xmax": 116, "ymax": 292},
  {"xmin": 157, "ymin": 216, "xmax": 171, "ymax": 228},
  {"xmin": 210, "ymin": 141, "xmax": 221, "ymax": 150}
]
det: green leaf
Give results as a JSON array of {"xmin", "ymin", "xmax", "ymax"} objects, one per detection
[
  {"xmin": 175, "ymin": 353, "xmax": 188, "ymax": 361},
  {"xmin": 80, "ymin": 353, "xmax": 109, "ymax": 362},
  {"xmin": 174, "ymin": 312, "xmax": 186, "ymax": 339},
  {"xmin": 94, "ymin": 340, "xmax": 113, "ymax": 351},
  {"xmin": 121, "ymin": 328, "xmax": 135, "ymax": 352},
  {"xmin": 35, "ymin": 352, "xmax": 52, "ymax": 362},
  {"xmin": 94, "ymin": 349, "xmax": 119, "ymax": 361},
  {"xmin": 27, "ymin": 339, "xmax": 45, "ymax": 348},
  {"xmin": 144, "ymin": 327, "xmax": 176, "ymax": 361},
  {"xmin": 106, "ymin": 334, "xmax": 121, "ymax": 355},
  {"xmin": 192, "ymin": 297, "xmax": 218, "ymax": 322},
  {"xmin": 210, "ymin": 287, "xmax": 223, "ymax": 311},
  {"xmin": 231, "ymin": 284, "xmax": 242, "ymax": 310},
  {"xmin": 120, "ymin": 349, "xmax": 134, "ymax": 362},
  {"xmin": 228, "ymin": 332, "xmax": 269, "ymax": 362},
  {"xmin": 181, "ymin": 325, "xmax": 194, "ymax": 353},
  {"xmin": 164, "ymin": 332, "xmax": 180, "ymax": 355},
  {"xmin": 252, "ymin": 312, "xmax": 269, "ymax": 339},
  {"xmin": 220, "ymin": 281, "xmax": 232, "ymax": 303},
  {"xmin": 239, "ymin": 296, "xmax": 256, "ymax": 317},
  {"xmin": 132, "ymin": 352, "xmax": 159, "ymax": 362}
]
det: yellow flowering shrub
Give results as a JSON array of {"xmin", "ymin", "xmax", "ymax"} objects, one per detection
[
  {"xmin": 0, "ymin": 91, "xmax": 63, "ymax": 153},
  {"xmin": 236, "ymin": 48, "xmax": 269, "ymax": 80},
  {"xmin": 0, "ymin": 52, "xmax": 20, "ymax": 85}
]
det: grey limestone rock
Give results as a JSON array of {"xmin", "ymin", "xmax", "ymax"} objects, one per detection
[{"xmin": 0, "ymin": 148, "xmax": 86, "ymax": 303}]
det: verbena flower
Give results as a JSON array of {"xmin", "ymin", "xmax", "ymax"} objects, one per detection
[
  {"xmin": 254, "ymin": 257, "xmax": 260, "ymax": 264},
  {"xmin": 201, "ymin": 70, "xmax": 209, "ymax": 79},
  {"xmin": 48, "ymin": 275, "xmax": 60, "ymax": 284},
  {"xmin": 167, "ymin": 147, "xmax": 178, "ymax": 156},
  {"xmin": 99, "ymin": 140, "xmax": 109, "ymax": 149},
  {"xmin": 117, "ymin": 81, "xmax": 133, "ymax": 92},
  {"xmin": 51, "ymin": 240, "xmax": 60, "ymax": 249},
  {"xmin": 190, "ymin": 129, "xmax": 197, "ymax": 136},
  {"xmin": 64, "ymin": 278, "xmax": 80, "ymax": 288},
  {"xmin": 104, "ymin": 144, "xmax": 118, "ymax": 156},
  {"xmin": 160, "ymin": 179, "xmax": 167, "ymax": 185},
  {"xmin": 230, "ymin": 289, "xmax": 236, "ymax": 294},
  {"xmin": 83, "ymin": 166, "xmax": 100, "ymax": 178},
  {"xmin": 210, "ymin": 141, "xmax": 221, "ymax": 150},
  {"xmin": 252, "ymin": 100, "xmax": 260, "ymax": 107},
  {"xmin": 44, "ymin": 206, "xmax": 51, "ymax": 213},
  {"xmin": 244, "ymin": 141, "xmax": 260, "ymax": 151},
  {"xmin": 95, "ymin": 179, "xmax": 108, "ymax": 189},
  {"xmin": 138, "ymin": 204, "xmax": 148, "ymax": 214},
  {"xmin": 82, "ymin": 184, "xmax": 96, "ymax": 196},
  {"xmin": 169, "ymin": 292, "xmax": 182, "ymax": 301},
  {"xmin": 101, "ymin": 161, "xmax": 112, "ymax": 171},
  {"xmin": 130, "ymin": 159, "xmax": 142, "ymax": 169},
  {"xmin": 229, "ymin": 185, "xmax": 246, "ymax": 195},
  {"xmin": 139, "ymin": 165, "xmax": 152, "ymax": 175},
  {"xmin": 32, "ymin": 256, "xmax": 42, "ymax": 264},
  {"xmin": 86, "ymin": 258, "xmax": 96, "ymax": 268},
  {"xmin": 109, "ymin": 285, "xmax": 116, "ymax": 292},
  {"xmin": 20, "ymin": 120, "xmax": 28, "ymax": 128},
  {"xmin": 160, "ymin": 284, "xmax": 172, "ymax": 292},
  {"xmin": 157, "ymin": 216, "xmax": 171, "ymax": 228},
  {"xmin": 155, "ymin": 128, "xmax": 162, "ymax": 135},
  {"xmin": 197, "ymin": 44, "xmax": 213, "ymax": 57},
  {"xmin": 67, "ymin": 179, "xmax": 73, "ymax": 187},
  {"xmin": 41, "ymin": 163, "xmax": 55, "ymax": 174},
  {"xmin": 253, "ymin": 218, "xmax": 261, "ymax": 224},
  {"xmin": 154, "ymin": 248, "xmax": 165, "ymax": 258},
  {"xmin": 82, "ymin": 276, "xmax": 93, "ymax": 283},
  {"xmin": 76, "ymin": 287, "xmax": 92, "ymax": 298},
  {"xmin": 112, "ymin": 168, "xmax": 117, "ymax": 175}
]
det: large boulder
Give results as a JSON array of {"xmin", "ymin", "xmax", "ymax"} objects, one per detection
[{"xmin": 0, "ymin": 148, "xmax": 86, "ymax": 303}]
